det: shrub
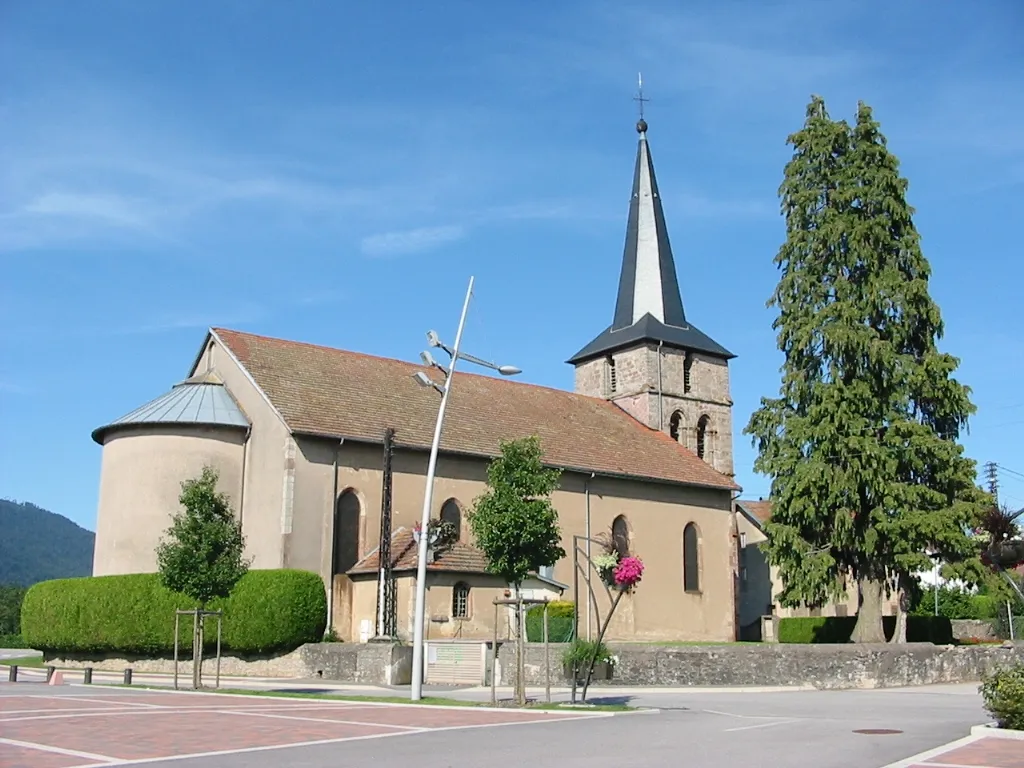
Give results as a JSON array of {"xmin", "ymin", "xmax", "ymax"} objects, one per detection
[
  {"xmin": 526, "ymin": 601, "xmax": 575, "ymax": 643},
  {"xmin": 21, "ymin": 569, "xmax": 326, "ymax": 656},
  {"xmin": 778, "ymin": 615, "xmax": 953, "ymax": 644},
  {"xmin": 980, "ymin": 662, "xmax": 1024, "ymax": 730},
  {"xmin": 910, "ymin": 587, "xmax": 1000, "ymax": 620},
  {"xmin": 0, "ymin": 633, "xmax": 24, "ymax": 648},
  {"xmin": 561, "ymin": 638, "xmax": 612, "ymax": 669}
]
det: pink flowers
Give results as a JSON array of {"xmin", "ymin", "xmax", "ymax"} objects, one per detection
[{"xmin": 613, "ymin": 556, "xmax": 645, "ymax": 588}]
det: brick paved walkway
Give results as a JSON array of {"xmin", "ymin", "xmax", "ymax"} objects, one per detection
[
  {"xmin": 0, "ymin": 686, "xmax": 605, "ymax": 767},
  {"xmin": 885, "ymin": 726, "xmax": 1024, "ymax": 768}
]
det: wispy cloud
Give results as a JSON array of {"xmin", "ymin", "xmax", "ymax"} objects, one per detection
[{"xmin": 360, "ymin": 225, "xmax": 466, "ymax": 257}]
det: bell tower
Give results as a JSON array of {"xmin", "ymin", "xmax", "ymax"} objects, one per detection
[{"xmin": 568, "ymin": 113, "xmax": 736, "ymax": 478}]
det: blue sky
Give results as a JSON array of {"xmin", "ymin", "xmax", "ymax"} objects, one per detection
[{"xmin": 3, "ymin": 1, "xmax": 1023, "ymax": 531}]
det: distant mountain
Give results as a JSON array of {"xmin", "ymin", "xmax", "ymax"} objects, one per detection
[{"xmin": 0, "ymin": 499, "xmax": 95, "ymax": 586}]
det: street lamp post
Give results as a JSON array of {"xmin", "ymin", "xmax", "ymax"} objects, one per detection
[{"xmin": 408, "ymin": 276, "xmax": 520, "ymax": 701}]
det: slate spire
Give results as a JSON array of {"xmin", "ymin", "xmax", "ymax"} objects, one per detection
[
  {"xmin": 568, "ymin": 119, "xmax": 734, "ymax": 364},
  {"xmin": 612, "ymin": 118, "xmax": 687, "ymax": 330}
]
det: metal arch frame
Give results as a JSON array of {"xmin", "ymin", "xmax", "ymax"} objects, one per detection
[{"xmin": 571, "ymin": 533, "xmax": 624, "ymax": 704}]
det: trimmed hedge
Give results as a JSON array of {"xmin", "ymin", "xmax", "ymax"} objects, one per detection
[
  {"xmin": 0, "ymin": 633, "xmax": 24, "ymax": 648},
  {"xmin": 526, "ymin": 600, "xmax": 575, "ymax": 643},
  {"xmin": 21, "ymin": 569, "xmax": 326, "ymax": 656},
  {"xmin": 778, "ymin": 615, "xmax": 954, "ymax": 645}
]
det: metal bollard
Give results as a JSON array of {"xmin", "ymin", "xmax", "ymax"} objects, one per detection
[
  {"xmin": 123, "ymin": 668, "xmax": 132, "ymax": 685},
  {"xmin": 7, "ymin": 665, "xmax": 16, "ymax": 682},
  {"xmin": 83, "ymin": 667, "xmax": 93, "ymax": 684},
  {"xmin": 46, "ymin": 665, "xmax": 55, "ymax": 682}
]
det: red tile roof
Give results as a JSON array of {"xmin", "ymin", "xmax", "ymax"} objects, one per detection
[
  {"xmin": 348, "ymin": 527, "xmax": 491, "ymax": 575},
  {"xmin": 738, "ymin": 499, "xmax": 772, "ymax": 525},
  {"xmin": 210, "ymin": 327, "xmax": 738, "ymax": 490}
]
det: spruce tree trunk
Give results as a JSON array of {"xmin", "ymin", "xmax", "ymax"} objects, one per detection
[{"xmin": 851, "ymin": 577, "xmax": 887, "ymax": 643}]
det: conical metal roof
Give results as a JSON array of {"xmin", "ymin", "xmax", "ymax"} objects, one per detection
[
  {"xmin": 568, "ymin": 119, "xmax": 734, "ymax": 363},
  {"xmin": 92, "ymin": 370, "xmax": 249, "ymax": 444}
]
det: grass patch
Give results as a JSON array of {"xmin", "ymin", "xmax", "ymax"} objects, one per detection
[
  {"xmin": 99, "ymin": 683, "xmax": 635, "ymax": 711},
  {"xmin": 0, "ymin": 655, "xmax": 44, "ymax": 668}
]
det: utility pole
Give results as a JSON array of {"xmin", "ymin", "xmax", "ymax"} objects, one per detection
[{"xmin": 985, "ymin": 462, "xmax": 999, "ymax": 503}]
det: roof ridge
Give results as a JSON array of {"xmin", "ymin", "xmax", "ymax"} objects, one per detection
[
  {"xmin": 213, "ymin": 326, "xmax": 648, "ymax": 406},
  {"xmin": 214, "ymin": 327, "xmax": 740, "ymax": 491}
]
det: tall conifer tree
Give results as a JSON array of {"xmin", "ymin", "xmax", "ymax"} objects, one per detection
[{"xmin": 747, "ymin": 96, "xmax": 988, "ymax": 642}]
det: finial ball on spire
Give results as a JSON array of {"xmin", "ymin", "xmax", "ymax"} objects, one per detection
[{"xmin": 636, "ymin": 118, "xmax": 648, "ymax": 134}]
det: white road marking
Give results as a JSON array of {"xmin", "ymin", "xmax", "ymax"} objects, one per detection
[
  {"xmin": 0, "ymin": 736, "xmax": 117, "ymax": 763},
  {"xmin": 724, "ymin": 719, "xmax": 800, "ymax": 732},
  {"xmin": 59, "ymin": 710, "xmax": 616, "ymax": 768},
  {"xmin": 217, "ymin": 709, "xmax": 425, "ymax": 730}
]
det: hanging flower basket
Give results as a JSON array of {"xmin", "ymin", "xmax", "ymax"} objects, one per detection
[
  {"xmin": 613, "ymin": 556, "xmax": 645, "ymax": 591},
  {"xmin": 592, "ymin": 553, "xmax": 619, "ymax": 587}
]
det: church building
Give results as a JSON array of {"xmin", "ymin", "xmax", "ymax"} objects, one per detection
[{"xmin": 91, "ymin": 116, "xmax": 746, "ymax": 648}]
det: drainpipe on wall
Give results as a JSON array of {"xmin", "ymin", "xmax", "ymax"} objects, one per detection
[
  {"xmin": 657, "ymin": 341, "xmax": 664, "ymax": 432},
  {"xmin": 584, "ymin": 472, "xmax": 595, "ymax": 641},
  {"xmin": 326, "ymin": 438, "xmax": 344, "ymax": 636},
  {"xmin": 238, "ymin": 427, "xmax": 251, "ymax": 529}
]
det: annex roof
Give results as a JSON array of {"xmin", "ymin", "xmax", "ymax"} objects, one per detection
[
  {"xmin": 207, "ymin": 327, "xmax": 738, "ymax": 491},
  {"xmin": 92, "ymin": 370, "xmax": 249, "ymax": 444},
  {"xmin": 347, "ymin": 527, "xmax": 491, "ymax": 576},
  {"xmin": 736, "ymin": 499, "xmax": 773, "ymax": 529}
]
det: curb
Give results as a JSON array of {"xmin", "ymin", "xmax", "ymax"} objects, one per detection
[{"xmin": 970, "ymin": 723, "xmax": 1024, "ymax": 740}]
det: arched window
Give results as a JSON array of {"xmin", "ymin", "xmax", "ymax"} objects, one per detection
[
  {"xmin": 452, "ymin": 582, "xmax": 471, "ymax": 619},
  {"xmin": 683, "ymin": 355, "xmax": 693, "ymax": 393},
  {"xmin": 611, "ymin": 515, "xmax": 630, "ymax": 558},
  {"xmin": 669, "ymin": 411, "xmax": 683, "ymax": 442},
  {"xmin": 683, "ymin": 523, "xmax": 700, "ymax": 593},
  {"xmin": 696, "ymin": 415, "xmax": 710, "ymax": 460},
  {"xmin": 607, "ymin": 355, "xmax": 617, "ymax": 393},
  {"xmin": 333, "ymin": 490, "xmax": 362, "ymax": 575},
  {"xmin": 440, "ymin": 498, "xmax": 462, "ymax": 540}
]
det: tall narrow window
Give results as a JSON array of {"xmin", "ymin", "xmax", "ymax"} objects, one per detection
[
  {"xmin": 611, "ymin": 515, "xmax": 630, "ymax": 558},
  {"xmin": 683, "ymin": 523, "xmax": 700, "ymax": 593},
  {"xmin": 333, "ymin": 490, "xmax": 362, "ymax": 576},
  {"xmin": 669, "ymin": 411, "xmax": 683, "ymax": 442},
  {"xmin": 607, "ymin": 356, "xmax": 617, "ymax": 393},
  {"xmin": 696, "ymin": 415, "xmax": 710, "ymax": 460},
  {"xmin": 683, "ymin": 355, "xmax": 693, "ymax": 393},
  {"xmin": 440, "ymin": 498, "xmax": 462, "ymax": 540},
  {"xmin": 452, "ymin": 582, "xmax": 471, "ymax": 619}
]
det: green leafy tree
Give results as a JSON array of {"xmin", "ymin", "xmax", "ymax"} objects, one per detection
[
  {"xmin": 746, "ymin": 96, "xmax": 988, "ymax": 643},
  {"xmin": 157, "ymin": 466, "xmax": 250, "ymax": 606},
  {"xmin": 468, "ymin": 436, "xmax": 565, "ymax": 589},
  {"xmin": 0, "ymin": 584, "xmax": 27, "ymax": 637}
]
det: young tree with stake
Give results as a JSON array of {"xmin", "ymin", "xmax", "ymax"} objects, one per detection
[
  {"xmin": 157, "ymin": 466, "xmax": 250, "ymax": 685},
  {"xmin": 468, "ymin": 436, "xmax": 565, "ymax": 703}
]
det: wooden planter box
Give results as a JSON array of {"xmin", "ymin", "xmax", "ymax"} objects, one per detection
[{"xmin": 564, "ymin": 661, "xmax": 613, "ymax": 684}]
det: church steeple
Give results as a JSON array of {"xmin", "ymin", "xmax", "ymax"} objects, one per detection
[
  {"xmin": 612, "ymin": 118, "xmax": 687, "ymax": 331},
  {"xmin": 567, "ymin": 117, "xmax": 733, "ymax": 364},
  {"xmin": 569, "ymin": 106, "xmax": 736, "ymax": 478}
]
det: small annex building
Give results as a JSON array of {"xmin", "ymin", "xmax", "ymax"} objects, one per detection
[{"xmin": 91, "ymin": 116, "xmax": 746, "ymax": 647}]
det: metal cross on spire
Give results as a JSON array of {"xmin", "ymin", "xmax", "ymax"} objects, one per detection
[{"xmin": 633, "ymin": 72, "xmax": 650, "ymax": 122}]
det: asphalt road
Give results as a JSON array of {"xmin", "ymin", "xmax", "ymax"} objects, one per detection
[
  {"xmin": 0, "ymin": 649, "xmax": 991, "ymax": 767},
  {"xmin": 1, "ymin": 678, "xmax": 989, "ymax": 768},
  {"xmin": 168, "ymin": 685, "xmax": 987, "ymax": 768}
]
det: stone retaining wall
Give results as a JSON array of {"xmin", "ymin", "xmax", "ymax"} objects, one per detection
[
  {"xmin": 497, "ymin": 641, "xmax": 1024, "ymax": 689},
  {"xmin": 47, "ymin": 642, "xmax": 413, "ymax": 686},
  {"xmin": 951, "ymin": 619, "xmax": 999, "ymax": 641}
]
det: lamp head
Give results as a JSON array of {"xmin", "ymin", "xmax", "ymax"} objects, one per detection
[
  {"xmin": 413, "ymin": 371, "xmax": 433, "ymax": 388},
  {"xmin": 420, "ymin": 351, "xmax": 436, "ymax": 368},
  {"xmin": 497, "ymin": 365, "xmax": 522, "ymax": 376},
  {"xmin": 426, "ymin": 330, "xmax": 441, "ymax": 347}
]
